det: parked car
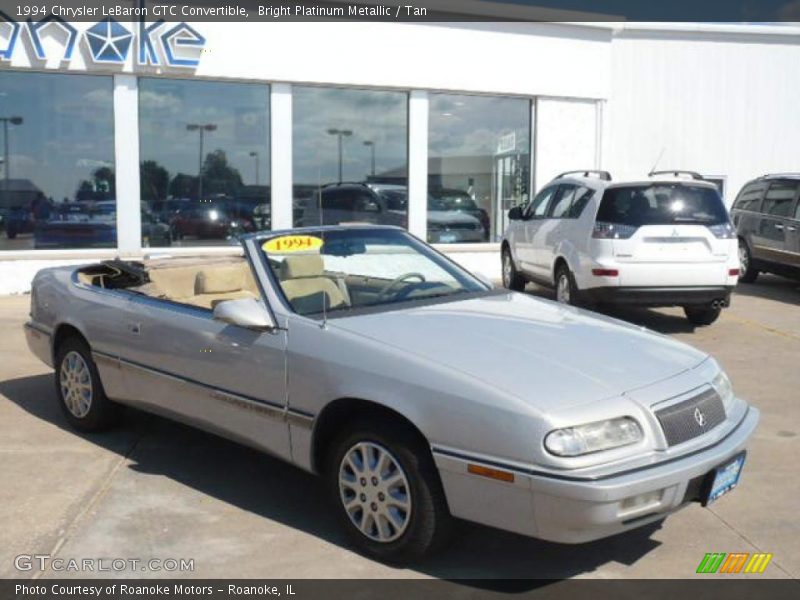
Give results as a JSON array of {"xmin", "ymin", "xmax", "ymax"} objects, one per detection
[
  {"xmin": 298, "ymin": 183, "xmax": 407, "ymax": 228},
  {"xmin": 4, "ymin": 203, "xmax": 37, "ymax": 239},
  {"xmin": 731, "ymin": 174, "xmax": 800, "ymax": 282},
  {"xmin": 34, "ymin": 202, "xmax": 116, "ymax": 249},
  {"xmin": 502, "ymin": 170, "xmax": 740, "ymax": 325},
  {"xmin": 429, "ymin": 188, "xmax": 491, "ymax": 240},
  {"xmin": 150, "ymin": 198, "xmax": 193, "ymax": 225},
  {"xmin": 25, "ymin": 226, "xmax": 758, "ymax": 562},
  {"xmin": 170, "ymin": 204, "xmax": 254, "ymax": 240},
  {"xmin": 300, "ymin": 183, "xmax": 484, "ymax": 243},
  {"xmin": 369, "ymin": 183, "xmax": 485, "ymax": 244},
  {"xmin": 35, "ymin": 201, "xmax": 172, "ymax": 249}
]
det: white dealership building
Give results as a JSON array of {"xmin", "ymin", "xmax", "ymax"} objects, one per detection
[{"xmin": 2, "ymin": 1, "xmax": 800, "ymax": 292}]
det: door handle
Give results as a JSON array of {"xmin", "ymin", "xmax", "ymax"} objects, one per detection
[
  {"xmin": 774, "ymin": 224, "xmax": 784, "ymax": 230},
  {"xmin": 127, "ymin": 323, "xmax": 141, "ymax": 335},
  {"xmin": 787, "ymin": 226, "xmax": 797, "ymax": 232}
]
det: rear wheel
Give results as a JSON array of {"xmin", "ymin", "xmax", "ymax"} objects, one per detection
[
  {"xmin": 683, "ymin": 305, "xmax": 722, "ymax": 326},
  {"xmin": 55, "ymin": 337, "xmax": 121, "ymax": 432},
  {"xmin": 555, "ymin": 263, "xmax": 578, "ymax": 306},
  {"xmin": 501, "ymin": 247, "xmax": 525, "ymax": 291},
  {"xmin": 738, "ymin": 238, "xmax": 758, "ymax": 283},
  {"xmin": 326, "ymin": 417, "xmax": 453, "ymax": 563}
]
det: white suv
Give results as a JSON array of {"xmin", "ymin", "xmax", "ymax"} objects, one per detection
[{"xmin": 501, "ymin": 170, "xmax": 740, "ymax": 325}]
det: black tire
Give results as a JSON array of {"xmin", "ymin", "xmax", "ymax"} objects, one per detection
[
  {"xmin": 683, "ymin": 305, "xmax": 722, "ymax": 326},
  {"xmin": 501, "ymin": 246, "xmax": 525, "ymax": 291},
  {"xmin": 738, "ymin": 238, "xmax": 758, "ymax": 283},
  {"xmin": 554, "ymin": 263, "xmax": 578, "ymax": 306},
  {"xmin": 325, "ymin": 416, "xmax": 453, "ymax": 563},
  {"xmin": 54, "ymin": 337, "xmax": 122, "ymax": 432}
]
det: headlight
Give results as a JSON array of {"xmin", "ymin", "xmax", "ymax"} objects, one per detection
[
  {"xmin": 545, "ymin": 417, "xmax": 643, "ymax": 457},
  {"xmin": 711, "ymin": 370, "xmax": 734, "ymax": 411}
]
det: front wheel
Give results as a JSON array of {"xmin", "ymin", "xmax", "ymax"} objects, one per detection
[
  {"xmin": 684, "ymin": 305, "xmax": 722, "ymax": 326},
  {"xmin": 501, "ymin": 247, "xmax": 525, "ymax": 291},
  {"xmin": 738, "ymin": 238, "xmax": 758, "ymax": 283},
  {"xmin": 326, "ymin": 418, "xmax": 453, "ymax": 563},
  {"xmin": 555, "ymin": 263, "xmax": 578, "ymax": 306},
  {"xmin": 55, "ymin": 337, "xmax": 121, "ymax": 432}
]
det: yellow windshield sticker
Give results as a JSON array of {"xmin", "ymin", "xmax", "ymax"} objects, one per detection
[{"xmin": 263, "ymin": 235, "xmax": 324, "ymax": 253}]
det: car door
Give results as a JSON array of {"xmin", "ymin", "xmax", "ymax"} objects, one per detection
[
  {"xmin": 784, "ymin": 192, "xmax": 800, "ymax": 266},
  {"xmin": 117, "ymin": 270, "xmax": 291, "ymax": 461},
  {"xmin": 535, "ymin": 184, "xmax": 577, "ymax": 277},
  {"xmin": 753, "ymin": 180, "xmax": 800, "ymax": 266},
  {"xmin": 517, "ymin": 185, "xmax": 558, "ymax": 273},
  {"xmin": 731, "ymin": 182, "xmax": 766, "ymax": 257}
]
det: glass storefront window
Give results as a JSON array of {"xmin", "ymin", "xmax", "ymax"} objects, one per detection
[
  {"xmin": 0, "ymin": 72, "xmax": 115, "ymax": 250},
  {"xmin": 292, "ymin": 86, "xmax": 408, "ymax": 228},
  {"xmin": 139, "ymin": 79, "xmax": 270, "ymax": 247},
  {"xmin": 428, "ymin": 94, "xmax": 531, "ymax": 243}
]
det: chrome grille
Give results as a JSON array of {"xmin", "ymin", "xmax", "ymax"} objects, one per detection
[{"xmin": 655, "ymin": 388, "xmax": 726, "ymax": 446}]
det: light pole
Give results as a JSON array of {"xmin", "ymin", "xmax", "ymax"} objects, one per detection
[
  {"xmin": 249, "ymin": 151, "xmax": 259, "ymax": 185},
  {"xmin": 186, "ymin": 123, "xmax": 216, "ymax": 201},
  {"xmin": 1, "ymin": 116, "xmax": 23, "ymax": 199},
  {"xmin": 326, "ymin": 128, "xmax": 352, "ymax": 182},
  {"xmin": 363, "ymin": 140, "xmax": 376, "ymax": 178}
]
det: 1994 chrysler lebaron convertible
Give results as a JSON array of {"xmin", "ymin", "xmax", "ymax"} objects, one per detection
[{"xmin": 24, "ymin": 225, "xmax": 758, "ymax": 562}]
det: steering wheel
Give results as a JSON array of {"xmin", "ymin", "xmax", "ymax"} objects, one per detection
[{"xmin": 377, "ymin": 272, "xmax": 427, "ymax": 299}]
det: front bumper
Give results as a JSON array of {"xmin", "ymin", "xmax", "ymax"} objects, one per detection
[
  {"xmin": 433, "ymin": 406, "xmax": 759, "ymax": 544},
  {"xmin": 580, "ymin": 285, "xmax": 734, "ymax": 307}
]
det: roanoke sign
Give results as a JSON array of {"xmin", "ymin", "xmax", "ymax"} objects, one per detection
[{"xmin": 0, "ymin": 12, "xmax": 205, "ymax": 68}]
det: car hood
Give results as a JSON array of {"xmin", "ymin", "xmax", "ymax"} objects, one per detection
[{"xmin": 331, "ymin": 291, "xmax": 707, "ymax": 413}]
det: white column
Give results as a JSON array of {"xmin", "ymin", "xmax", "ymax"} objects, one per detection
[
  {"xmin": 529, "ymin": 98, "xmax": 537, "ymax": 194},
  {"xmin": 408, "ymin": 90, "xmax": 429, "ymax": 239},
  {"xmin": 113, "ymin": 74, "xmax": 141, "ymax": 256},
  {"xmin": 270, "ymin": 83, "xmax": 293, "ymax": 230}
]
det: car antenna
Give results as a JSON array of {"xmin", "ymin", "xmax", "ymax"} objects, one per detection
[{"xmin": 650, "ymin": 147, "xmax": 666, "ymax": 175}]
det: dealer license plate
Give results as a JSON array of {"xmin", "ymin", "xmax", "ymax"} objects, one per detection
[
  {"xmin": 439, "ymin": 233, "xmax": 458, "ymax": 243},
  {"xmin": 705, "ymin": 452, "xmax": 746, "ymax": 505}
]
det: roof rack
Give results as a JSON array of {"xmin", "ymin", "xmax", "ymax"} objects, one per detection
[
  {"xmin": 757, "ymin": 173, "xmax": 800, "ymax": 180},
  {"xmin": 555, "ymin": 170, "xmax": 612, "ymax": 181},
  {"xmin": 648, "ymin": 170, "xmax": 704, "ymax": 180}
]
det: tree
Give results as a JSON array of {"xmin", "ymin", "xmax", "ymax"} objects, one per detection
[
  {"xmin": 140, "ymin": 160, "xmax": 169, "ymax": 202},
  {"xmin": 168, "ymin": 173, "xmax": 198, "ymax": 199},
  {"xmin": 201, "ymin": 149, "xmax": 243, "ymax": 197}
]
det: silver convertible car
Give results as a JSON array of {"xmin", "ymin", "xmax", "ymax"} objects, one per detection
[{"xmin": 24, "ymin": 226, "xmax": 758, "ymax": 562}]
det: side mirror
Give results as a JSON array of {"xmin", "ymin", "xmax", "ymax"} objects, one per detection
[
  {"xmin": 474, "ymin": 271, "xmax": 495, "ymax": 289},
  {"xmin": 213, "ymin": 298, "xmax": 276, "ymax": 331},
  {"xmin": 508, "ymin": 206, "xmax": 523, "ymax": 221}
]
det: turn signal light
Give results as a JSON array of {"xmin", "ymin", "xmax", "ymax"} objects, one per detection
[
  {"xmin": 467, "ymin": 464, "xmax": 515, "ymax": 483},
  {"xmin": 728, "ymin": 268, "xmax": 740, "ymax": 276},
  {"xmin": 592, "ymin": 268, "xmax": 619, "ymax": 277}
]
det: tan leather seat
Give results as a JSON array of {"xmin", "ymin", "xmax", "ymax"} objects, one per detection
[
  {"xmin": 146, "ymin": 261, "xmax": 258, "ymax": 309},
  {"xmin": 279, "ymin": 255, "xmax": 346, "ymax": 312},
  {"xmin": 192, "ymin": 263, "xmax": 258, "ymax": 309},
  {"xmin": 147, "ymin": 266, "xmax": 199, "ymax": 302}
]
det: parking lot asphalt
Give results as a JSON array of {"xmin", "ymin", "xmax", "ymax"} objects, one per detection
[{"xmin": 1, "ymin": 275, "xmax": 798, "ymax": 581}]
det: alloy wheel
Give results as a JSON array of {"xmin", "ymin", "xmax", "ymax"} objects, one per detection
[
  {"xmin": 502, "ymin": 253, "xmax": 512, "ymax": 288},
  {"xmin": 338, "ymin": 441, "xmax": 412, "ymax": 543},
  {"xmin": 60, "ymin": 351, "xmax": 93, "ymax": 418},
  {"xmin": 556, "ymin": 273, "xmax": 571, "ymax": 304},
  {"xmin": 738, "ymin": 241, "xmax": 749, "ymax": 274}
]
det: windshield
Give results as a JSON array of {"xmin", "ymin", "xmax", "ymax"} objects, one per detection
[
  {"xmin": 261, "ymin": 228, "xmax": 487, "ymax": 316},
  {"xmin": 597, "ymin": 184, "xmax": 727, "ymax": 226}
]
